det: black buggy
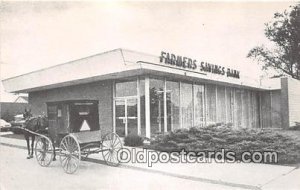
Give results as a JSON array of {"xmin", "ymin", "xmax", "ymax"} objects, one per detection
[{"xmin": 32, "ymin": 100, "xmax": 123, "ymax": 174}]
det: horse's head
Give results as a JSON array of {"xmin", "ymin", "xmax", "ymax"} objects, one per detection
[
  {"xmin": 23, "ymin": 108, "xmax": 32, "ymax": 120},
  {"xmin": 24, "ymin": 115, "xmax": 48, "ymax": 132}
]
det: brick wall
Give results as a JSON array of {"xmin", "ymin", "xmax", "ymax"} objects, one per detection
[{"xmin": 28, "ymin": 80, "xmax": 113, "ymax": 135}]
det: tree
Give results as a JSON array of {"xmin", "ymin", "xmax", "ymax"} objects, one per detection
[{"xmin": 247, "ymin": 4, "xmax": 300, "ymax": 80}]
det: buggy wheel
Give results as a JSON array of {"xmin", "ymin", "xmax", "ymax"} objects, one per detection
[
  {"xmin": 102, "ymin": 132, "xmax": 123, "ymax": 167},
  {"xmin": 59, "ymin": 135, "xmax": 81, "ymax": 174},
  {"xmin": 35, "ymin": 136, "xmax": 54, "ymax": 167}
]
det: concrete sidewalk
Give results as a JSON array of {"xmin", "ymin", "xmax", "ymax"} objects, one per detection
[{"xmin": 1, "ymin": 132, "xmax": 299, "ymax": 190}]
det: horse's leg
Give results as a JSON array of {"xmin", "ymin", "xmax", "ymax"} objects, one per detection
[
  {"xmin": 30, "ymin": 135, "xmax": 35, "ymax": 158},
  {"xmin": 25, "ymin": 133, "xmax": 31, "ymax": 159}
]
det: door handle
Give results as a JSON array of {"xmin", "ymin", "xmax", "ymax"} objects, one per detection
[{"xmin": 127, "ymin": 117, "xmax": 137, "ymax": 119}]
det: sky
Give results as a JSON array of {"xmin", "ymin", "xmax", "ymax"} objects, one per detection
[{"xmin": 0, "ymin": 1, "xmax": 297, "ymax": 95}]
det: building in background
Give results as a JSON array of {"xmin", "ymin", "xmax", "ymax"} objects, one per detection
[
  {"xmin": 0, "ymin": 84, "xmax": 28, "ymax": 122},
  {"xmin": 2, "ymin": 49, "xmax": 300, "ymax": 138}
]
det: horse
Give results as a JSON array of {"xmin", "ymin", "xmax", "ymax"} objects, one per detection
[{"xmin": 23, "ymin": 109, "xmax": 56, "ymax": 161}]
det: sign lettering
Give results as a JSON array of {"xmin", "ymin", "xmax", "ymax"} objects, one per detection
[{"xmin": 160, "ymin": 51, "xmax": 240, "ymax": 79}]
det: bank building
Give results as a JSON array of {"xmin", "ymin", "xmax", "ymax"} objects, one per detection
[{"xmin": 3, "ymin": 49, "xmax": 300, "ymax": 139}]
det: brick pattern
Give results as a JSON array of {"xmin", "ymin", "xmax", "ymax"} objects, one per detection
[{"xmin": 28, "ymin": 80, "xmax": 113, "ymax": 135}]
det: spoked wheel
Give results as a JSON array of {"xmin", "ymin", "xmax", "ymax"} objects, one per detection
[
  {"xmin": 102, "ymin": 132, "xmax": 123, "ymax": 167},
  {"xmin": 35, "ymin": 136, "xmax": 54, "ymax": 167},
  {"xmin": 59, "ymin": 135, "xmax": 81, "ymax": 174}
]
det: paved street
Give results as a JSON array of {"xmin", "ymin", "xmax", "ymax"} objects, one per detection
[
  {"xmin": 1, "ymin": 132, "xmax": 300, "ymax": 190},
  {"xmin": 0, "ymin": 144, "xmax": 243, "ymax": 190}
]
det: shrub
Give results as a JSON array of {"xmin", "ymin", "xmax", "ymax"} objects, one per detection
[
  {"xmin": 124, "ymin": 135, "xmax": 144, "ymax": 147},
  {"xmin": 289, "ymin": 123, "xmax": 300, "ymax": 131},
  {"xmin": 147, "ymin": 126, "xmax": 300, "ymax": 165}
]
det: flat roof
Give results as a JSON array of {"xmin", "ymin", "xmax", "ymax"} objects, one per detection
[{"xmin": 2, "ymin": 48, "xmax": 281, "ymax": 93}]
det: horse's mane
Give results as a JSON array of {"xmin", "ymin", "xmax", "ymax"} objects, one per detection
[{"xmin": 24, "ymin": 115, "xmax": 48, "ymax": 132}]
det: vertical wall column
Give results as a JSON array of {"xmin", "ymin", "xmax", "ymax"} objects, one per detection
[
  {"xmin": 137, "ymin": 77, "xmax": 141, "ymax": 135},
  {"xmin": 145, "ymin": 77, "xmax": 151, "ymax": 138},
  {"xmin": 204, "ymin": 84, "xmax": 207, "ymax": 126},
  {"xmin": 215, "ymin": 85, "xmax": 218, "ymax": 123},
  {"xmin": 280, "ymin": 78, "xmax": 289, "ymax": 128},
  {"xmin": 163, "ymin": 79, "xmax": 168, "ymax": 133},
  {"xmin": 224, "ymin": 87, "xmax": 227, "ymax": 124}
]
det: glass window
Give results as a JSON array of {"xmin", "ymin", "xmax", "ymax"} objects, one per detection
[
  {"xmin": 206, "ymin": 84, "xmax": 216, "ymax": 125},
  {"xmin": 226, "ymin": 87, "xmax": 234, "ymax": 124},
  {"xmin": 242, "ymin": 90, "xmax": 250, "ymax": 128},
  {"xmin": 150, "ymin": 78, "xmax": 165, "ymax": 134},
  {"xmin": 234, "ymin": 89, "xmax": 242, "ymax": 128},
  {"xmin": 116, "ymin": 80, "xmax": 137, "ymax": 97},
  {"xmin": 115, "ymin": 99, "xmax": 126, "ymax": 137},
  {"xmin": 216, "ymin": 86, "xmax": 226, "ymax": 123},
  {"xmin": 127, "ymin": 98, "xmax": 138, "ymax": 135},
  {"xmin": 181, "ymin": 82, "xmax": 193, "ymax": 128},
  {"xmin": 194, "ymin": 84, "xmax": 205, "ymax": 127},
  {"xmin": 251, "ymin": 91, "xmax": 261, "ymax": 128},
  {"xmin": 166, "ymin": 81, "xmax": 180, "ymax": 131}
]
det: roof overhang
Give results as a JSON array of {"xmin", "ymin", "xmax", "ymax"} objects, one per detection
[{"xmin": 2, "ymin": 49, "xmax": 280, "ymax": 93}]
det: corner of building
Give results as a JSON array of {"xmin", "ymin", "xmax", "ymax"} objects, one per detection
[
  {"xmin": 286, "ymin": 77, "xmax": 300, "ymax": 127},
  {"xmin": 280, "ymin": 78, "xmax": 290, "ymax": 129}
]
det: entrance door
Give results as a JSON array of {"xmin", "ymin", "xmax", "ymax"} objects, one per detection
[
  {"xmin": 115, "ymin": 98, "xmax": 138, "ymax": 137},
  {"xmin": 153, "ymin": 91, "xmax": 164, "ymax": 133}
]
